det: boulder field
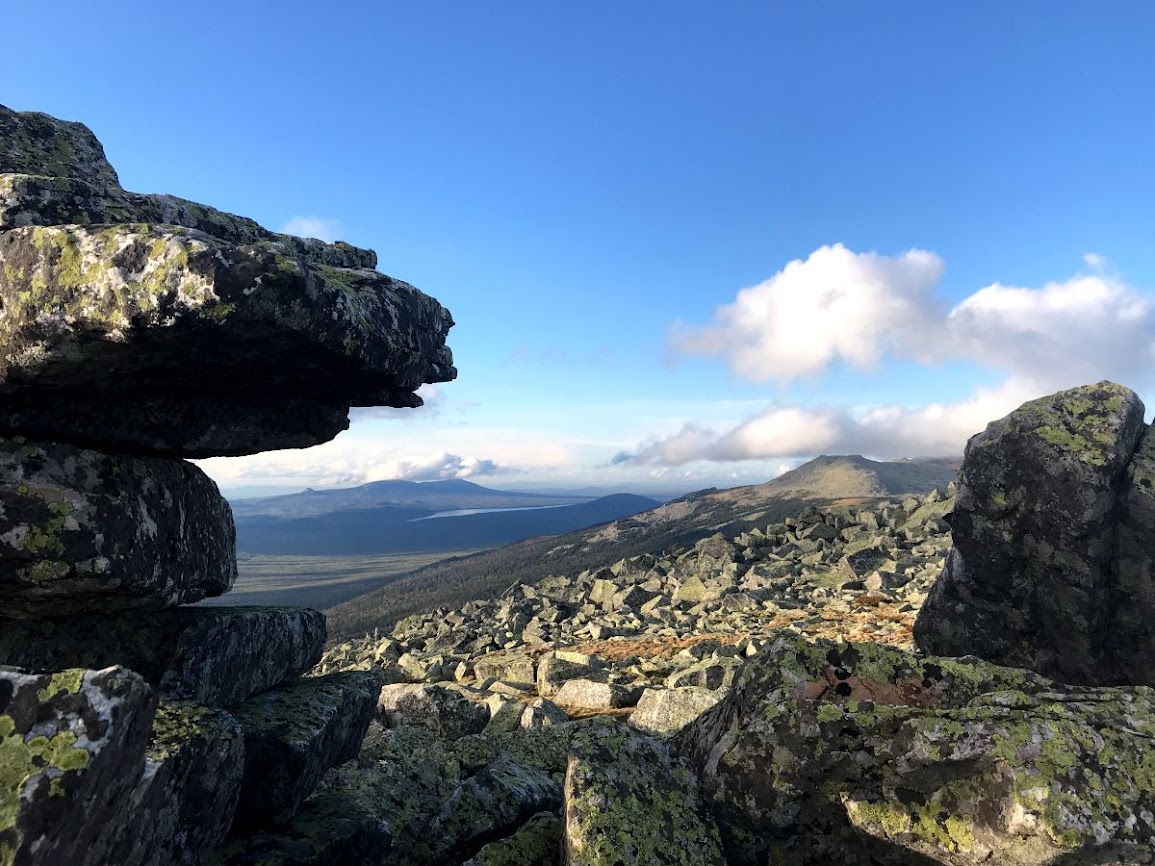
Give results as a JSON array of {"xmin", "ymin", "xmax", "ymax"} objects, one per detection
[{"xmin": 3, "ymin": 104, "xmax": 1155, "ymax": 866}]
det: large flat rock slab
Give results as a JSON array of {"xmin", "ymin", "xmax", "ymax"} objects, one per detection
[
  {"xmin": 676, "ymin": 633, "xmax": 1155, "ymax": 866},
  {"xmin": 231, "ymin": 670, "xmax": 383, "ymax": 827},
  {"xmin": 0, "ymin": 606, "xmax": 325, "ymax": 706},
  {"xmin": 0, "ymin": 665, "xmax": 157, "ymax": 866},
  {"xmin": 0, "ymin": 436, "xmax": 235, "ymax": 617},
  {"xmin": 0, "ymin": 223, "xmax": 455, "ymax": 456},
  {"xmin": 914, "ymin": 381, "xmax": 1146, "ymax": 684}
]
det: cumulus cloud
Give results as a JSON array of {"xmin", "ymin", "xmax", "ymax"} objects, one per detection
[
  {"xmin": 670, "ymin": 244, "xmax": 947, "ymax": 383},
  {"xmin": 627, "ymin": 248, "xmax": 1155, "ymax": 467},
  {"xmin": 198, "ymin": 447, "xmax": 504, "ymax": 489},
  {"xmin": 672, "ymin": 245, "xmax": 1155, "ymax": 393},
  {"xmin": 613, "ymin": 379, "xmax": 1037, "ymax": 466},
  {"xmin": 279, "ymin": 216, "xmax": 342, "ymax": 242}
]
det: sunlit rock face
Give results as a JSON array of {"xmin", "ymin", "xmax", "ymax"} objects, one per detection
[
  {"xmin": 915, "ymin": 380, "xmax": 1155, "ymax": 687},
  {"xmin": 0, "ymin": 103, "xmax": 455, "ymax": 458}
]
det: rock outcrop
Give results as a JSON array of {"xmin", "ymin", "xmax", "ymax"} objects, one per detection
[
  {"xmin": 914, "ymin": 381, "xmax": 1155, "ymax": 686},
  {"xmin": 0, "ymin": 105, "xmax": 454, "ymax": 866},
  {"xmin": 676, "ymin": 632, "xmax": 1155, "ymax": 865},
  {"xmin": 0, "ymin": 104, "xmax": 455, "ymax": 458}
]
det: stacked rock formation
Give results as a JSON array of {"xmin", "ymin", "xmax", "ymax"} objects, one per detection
[{"xmin": 0, "ymin": 105, "xmax": 454, "ymax": 865}]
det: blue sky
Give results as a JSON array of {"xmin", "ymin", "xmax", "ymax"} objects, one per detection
[{"xmin": 9, "ymin": 3, "xmax": 1155, "ymax": 495}]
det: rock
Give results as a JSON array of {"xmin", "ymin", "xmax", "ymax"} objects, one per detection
[
  {"xmin": 106, "ymin": 700, "xmax": 244, "ymax": 866},
  {"xmin": 464, "ymin": 810, "xmax": 563, "ymax": 866},
  {"xmin": 0, "ymin": 606, "xmax": 325, "ymax": 706},
  {"xmin": 915, "ymin": 382, "xmax": 1147, "ymax": 684},
  {"xmin": 677, "ymin": 632, "xmax": 1155, "ymax": 866},
  {"xmin": 553, "ymin": 678, "xmax": 642, "ymax": 710},
  {"xmin": 665, "ymin": 657, "xmax": 741, "ymax": 690},
  {"xmin": 0, "ymin": 436, "xmax": 235, "ymax": 617},
  {"xmin": 536, "ymin": 651, "xmax": 600, "ymax": 697},
  {"xmin": 473, "ymin": 651, "xmax": 537, "ymax": 688},
  {"xmin": 628, "ymin": 687, "xmax": 721, "ymax": 737},
  {"xmin": 0, "ymin": 224, "xmax": 455, "ymax": 457},
  {"xmin": 564, "ymin": 723, "xmax": 726, "ymax": 865},
  {"xmin": 430, "ymin": 753, "xmax": 562, "ymax": 863},
  {"xmin": 208, "ymin": 786, "xmax": 393, "ymax": 866},
  {"xmin": 1107, "ymin": 423, "xmax": 1155, "ymax": 684},
  {"xmin": 377, "ymin": 683, "xmax": 490, "ymax": 739},
  {"xmin": 231, "ymin": 670, "xmax": 383, "ymax": 827},
  {"xmin": 0, "ymin": 665, "xmax": 157, "ymax": 866},
  {"xmin": 520, "ymin": 697, "xmax": 570, "ymax": 728},
  {"xmin": 0, "ymin": 106, "xmax": 121, "ymax": 189}
]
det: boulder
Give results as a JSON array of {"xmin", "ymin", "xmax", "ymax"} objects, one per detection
[
  {"xmin": 0, "ymin": 436, "xmax": 235, "ymax": 617},
  {"xmin": 628, "ymin": 686, "xmax": 721, "ymax": 737},
  {"xmin": 0, "ymin": 665, "xmax": 157, "ymax": 866},
  {"xmin": 0, "ymin": 605, "xmax": 325, "ymax": 706},
  {"xmin": 231, "ymin": 670, "xmax": 383, "ymax": 827},
  {"xmin": 463, "ymin": 810, "xmax": 563, "ymax": 866},
  {"xmin": 553, "ymin": 678, "xmax": 642, "ymax": 710},
  {"xmin": 377, "ymin": 683, "xmax": 490, "ymax": 739},
  {"xmin": 564, "ymin": 723, "xmax": 726, "ymax": 865},
  {"xmin": 473, "ymin": 651, "xmax": 537, "ymax": 687},
  {"xmin": 208, "ymin": 786, "xmax": 393, "ymax": 866},
  {"xmin": 0, "ymin": 105, "xmax": 456, "ymax": 458},
  {"xmin": 1106, "ymin": 422, "xmax": 1155, "ymax": 684},
  {"xmin": 0, "ymin": 224, "xmax": 455, "ymax": 457},
  {"xmin": 914, "ymin": 381, "xmax": 1146, "ymax": 684},
  {"xmin": 429, "ymin": 753, "xmax": 561, "ymax": 863},
  {"xmin": 105, "ymin": 700, "xmax": 244, "ymax": 866},
  {"xmin": 676, "ymin": 633, "xmax": 1155, "ymax": 866},
  {"xmin": 520, "ymin": 697, "xmax": 570, "ymax": 728}
]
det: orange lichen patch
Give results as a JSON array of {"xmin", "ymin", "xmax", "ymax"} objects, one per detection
[
  {"xmin": 802, "ymin": 668, "xmax": 942, "ymax": 708},
  {"xmin": 568, "ymin": 633, "xmax": 746, "ymax": 662}
]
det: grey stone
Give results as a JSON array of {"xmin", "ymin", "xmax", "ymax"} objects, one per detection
[
  {"xmin": 521, "ymin": 697, "xmax": 570, "ymax": 728},
  {"xmin": 628, "ymin": 686, "xmax": 722, "ymax": 737},
  {"xmin": 105, "ymin": 700, "xmax": 244, "ymax": 866},
  {"xmin": 564, "ymin": 723, "xmax": 726, "ymax": 865},
  {"xmin": 552, "ymin": 678, "xmax": 642, "ymax": 710},
  {"xmin": 465, "ymin": 810, "xmax": 563, "ymax": 866},
  {"xmin": 915, "ymin": 381, "xmax": 1147, "ymax": 684},
  {"xmin": 0, "ymin": 606, "xmax": 325, "ymax": 706},
  {"xmin": 0, "ymin": 106, "xmax": 455, "ymax": 458},
  {"xmin": 0, "ymin": 665, "xmax": 157, "ymax": 866},
  {"xmin": 231, "ymin": 670, "xmax": 383, "ymax": 827},
  {"xmin": 378, "ymin": 683, "xmax": 489, "ymax": 739},
  {"xmin": 677, "ymin": 632, "xmax": 1155, "ymax": 866},
  {"xmin": 0, "ymin": 437, "xmax": 235, "ymax": 617}
]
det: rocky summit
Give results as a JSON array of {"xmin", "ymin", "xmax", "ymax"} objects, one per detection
[
  {"xmin": 0, "ymin": 104, "xmax": 455, "ymax": 457},
  {"xmin": 0, "ymin": 105, "xmax": 451, "ymax": 866}
]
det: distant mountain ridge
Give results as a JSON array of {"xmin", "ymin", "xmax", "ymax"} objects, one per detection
[
  {"xmin": 230, "ymin": 478, "xmax": 591, "ymax": 519},
  {"xmin": 324, "ymin": 455, "xmax": 960, "ymax": 637},
  {"xmin": 234, "ymin": 492, "xmax": 660, "ymax": 556}
]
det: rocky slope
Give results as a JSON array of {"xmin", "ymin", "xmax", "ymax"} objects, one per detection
[
  {"xmin": 303, "ymin": 384, "xmax": 1155, "ymax": 866},
  {"xmin": 324, "ymin": 454, "xmax": 958, "ymax": 640}
]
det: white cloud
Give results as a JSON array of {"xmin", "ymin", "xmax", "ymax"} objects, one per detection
[
  {"xmin": 670, "ymin": 244, "xmax": 946, "ymax": 383},
  {"xmin": 279, "ymin": 216, "xmax": 342, "ymax": 242},
  {"xmin": 1083, "ymin": 252, "xmax": 1108, "ymax": 270},
  {"xmin": 613, "ymin": 379, "xmax": 1037, "ymax": 465},
  {"xmin": 672, "ymin": 245, "xmax": 1155, "ymax": 394},
  {"xmin": 635, "ymin": 246, "xmax": 1155, "ymax": 466}
]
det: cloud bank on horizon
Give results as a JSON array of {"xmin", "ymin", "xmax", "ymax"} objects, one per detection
[{"xmin": 614, "ymin": 244, "xmax": 1155, "ymax": 468}]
